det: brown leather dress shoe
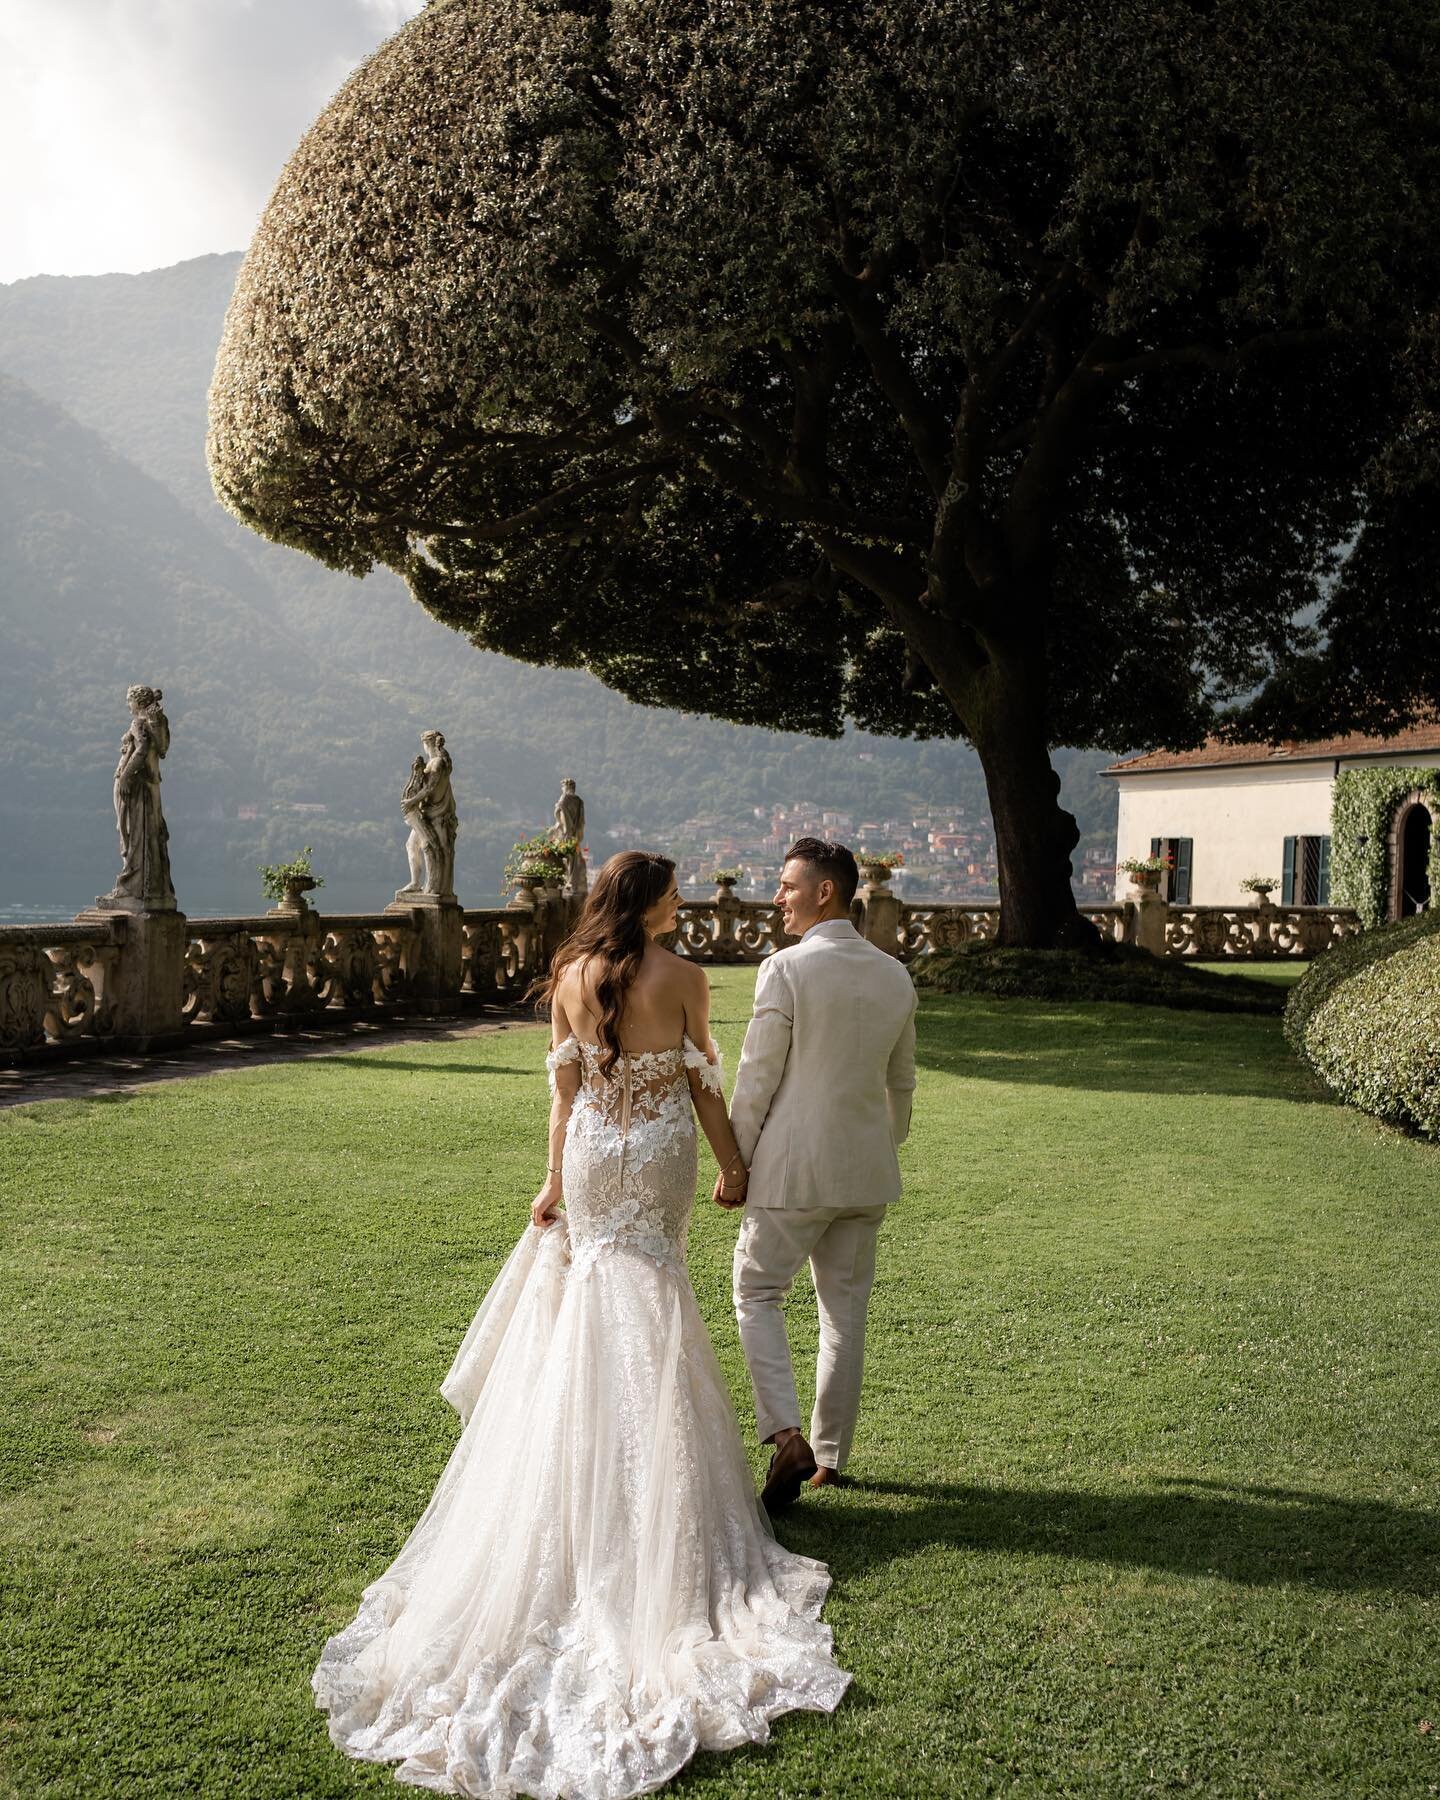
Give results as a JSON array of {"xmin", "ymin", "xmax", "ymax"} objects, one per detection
[
  {"xmin": 808, "ymin": 1466, "xmax": 845, "ymax": 1489},
  {"xmin": 760, "ymin": 1433, "xmax": 819, "ymax": 1514}
]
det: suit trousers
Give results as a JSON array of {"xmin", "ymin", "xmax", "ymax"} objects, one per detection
[{"xmin": 732, "ymin": 1202, "xmax": 889, "ymax": 1472}]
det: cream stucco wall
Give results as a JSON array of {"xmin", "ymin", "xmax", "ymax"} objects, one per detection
[{"xmin": 1110, "ymin": 754, "xmax": 1440, "ymax": 905}]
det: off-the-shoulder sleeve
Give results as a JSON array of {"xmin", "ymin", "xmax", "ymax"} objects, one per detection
[
  {"xmin": 681, "ymin": 1034, "xmax": 725, "ymax": 1097},
  {"xmin": 545, "ymin": 1034, "xmax": 581, "ymax": 1096}
]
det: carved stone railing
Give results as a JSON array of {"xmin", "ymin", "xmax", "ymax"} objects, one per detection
[
  {"xmin": 1163, "ymin": 902, "xmax": 1362, "ymax": 959},
  {"xmin": 670, "ymin": 897, "xmax": 798, "ymax": 962},
  {"xmin": 896, "ymin": 904, "xmax": 999, "ymax": 956},
  {"xmin": 181, "ymin": 912, "xmax": 424, "ymax": 1025},
  {"xmin": 2, "ymin": 889, "xmax": 569, "ymax": 1064},
  {"xmin": 461, "ymin": 908, "xmax": 536, "ymax": 1003},
  {"xmin": 669, "ymin": 888, "xmax": 1359, "ymax": 964},
  {"xmin": 0, "ymin": 921, "xmax": 127, "ymax": 1056},
  {"xmin": 897, "ymin": 902, "xmax": 1133, "ymax": 955},
  {"xmin": 0, "ymin": 872, "xmax": 1366, "ymax": 1067}
]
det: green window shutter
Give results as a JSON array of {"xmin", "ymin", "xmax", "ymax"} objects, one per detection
[
  {"xmin": 1173, "ymin": 837, "xmax": 1193, "ymax": 905},
  {"xmin": 1317, "ymin": 836, "xmax": 1332, "ymax": 905},
  {"xmin": 1282, "ymin": 836, "xmax": 1297, "ymax": 905},
  {"xmin": 1150, "ymin": 837, "xmax": 1161, "ymax": 858}
]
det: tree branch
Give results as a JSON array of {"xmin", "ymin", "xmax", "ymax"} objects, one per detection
[
  {"xmin": 830, "ymin": 267, "xmax": 951, "ymax": 498},
  {"xmin": 1086, "ymin": 327, "xmax": 1338, "ymax": 380},
  {"xmin": 377, "ymin": 457, "xmax": 679, "ymax": 540},
  {"xmin": 648, "ymin": 399, "xmax": 926, "ymax": 543}
]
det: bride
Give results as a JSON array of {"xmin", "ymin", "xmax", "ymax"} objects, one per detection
[{"xmin": 312, "ymin": 851, "xmax": 851, "ymax": 1797}]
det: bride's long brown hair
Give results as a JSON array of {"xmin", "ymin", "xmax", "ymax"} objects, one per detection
[{"xmin": 539, "ymin": 851, "xmax": 676, "ymax": 1079}]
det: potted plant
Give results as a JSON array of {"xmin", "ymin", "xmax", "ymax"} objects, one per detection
[
  {"xmin": 1240, "ymin": 874, "xmax": 1278, "ymax": 902},
  {"xmin": 258, "ymin": 845, "xmax": 324, "ymax": 913},
  {"xmin": 859, "ymin": 850, "xmax": 904, "ymax": 883},
  {"xmin": 712, "ymin": 866, "xmax": 742, "ymax": 895},
  {"xmin": 505, "ymin": 835, "xmax": 573, "ymax": 891},
  {"xmin": 1118, "ymin": 852, "xmax": 1173, "ymax": 893}
]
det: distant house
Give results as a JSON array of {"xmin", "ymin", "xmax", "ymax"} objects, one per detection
[{"xmin": 1103, "ymin": 725, "xmax": 1440, "ymax": 913}]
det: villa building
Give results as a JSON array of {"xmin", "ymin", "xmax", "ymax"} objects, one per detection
[{"xmin": 1104, "ymin": 724, "xmax": 1440, "ymax": 914}]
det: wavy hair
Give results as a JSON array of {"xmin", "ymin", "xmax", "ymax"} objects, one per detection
[{"xmin": 539, "ymin": 851, "xmax": 675, "ymax": 1079}]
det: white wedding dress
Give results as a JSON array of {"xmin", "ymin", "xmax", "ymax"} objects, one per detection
[{"xmin": 312, "ymin": 1033, "xmax": 850, "ymax": 1798}]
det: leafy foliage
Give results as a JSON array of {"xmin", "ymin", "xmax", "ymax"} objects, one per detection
[
  {"xmin": 256, "ymin": 845, "xmax": 323, "ymax": 903},
  {"xmin": 1329, "ymin": 767, "xmax": 1440, "ymax": 929},
  {"xmin": 1283, "ymin": 905, "xmax": 1440, "ymax": 1056},
  {"xmin": 504, "ymin": 835, "xmax": 575, "ymax": 883},
  {"xmin": 911, "ymin": 942, "xmax": 1285, "ymax": 1013},
  {"xmin": 210, "ymin": 0, "xmax": 1440, "ymax": 759},
  {"xmin": 1286, "ymin": 915, "xmax": 1440, "ymax": 1138}
]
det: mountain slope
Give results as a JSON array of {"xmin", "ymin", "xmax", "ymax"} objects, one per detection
[{"xmin": 0, "ymin": 257, "xmax": 1121, "ymax": 910}]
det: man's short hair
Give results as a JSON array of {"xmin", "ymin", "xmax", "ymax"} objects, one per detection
[{"xmin": 784, "ymin": 837, "xmax": 859, "ymax": 908}]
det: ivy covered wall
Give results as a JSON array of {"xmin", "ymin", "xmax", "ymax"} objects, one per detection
[{"xmin": 1329, "ymin": 768, "xmax": 1440, "ymax": 928}]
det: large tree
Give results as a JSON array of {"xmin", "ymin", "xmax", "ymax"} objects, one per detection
[{"xmin": 209, "ymin": 0, "xmax": 1440, "ymax": 945}]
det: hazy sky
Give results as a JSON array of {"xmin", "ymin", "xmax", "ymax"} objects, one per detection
[{"xmin": 0, "ymin": 0, "xmax": 427, "ymax": 285}]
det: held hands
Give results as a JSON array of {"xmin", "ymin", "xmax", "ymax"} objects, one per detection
[
  {"xmin": 531, "ymin": 1174, "xmax": 563, "ymax": 1230},
  {"xmin": 712, "ymin": 1157, "xmax": 748, "ymax": 1211}
]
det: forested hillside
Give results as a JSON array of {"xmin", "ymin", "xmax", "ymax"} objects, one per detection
[{"xmin": 0, "ymin": 256, "xmax": 1122, "ymax": 913}]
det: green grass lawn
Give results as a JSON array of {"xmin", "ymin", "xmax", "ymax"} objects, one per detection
[{"xmin": 3, "ymin": 968, "xmax": 1437, "ymax": 1799}]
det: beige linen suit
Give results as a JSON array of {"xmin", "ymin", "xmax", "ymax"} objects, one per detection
[{"xmin": 729, "ymin": 918, "xmax": 918, "ymax": 1470}]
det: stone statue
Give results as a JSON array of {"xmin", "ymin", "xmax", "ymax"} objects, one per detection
[
  {"xmin": 95, "ymin": 684, "xmax": 176, "ymax": 911},
  {"xmin": 552, "ymin": 777, "xmax": 587, "ymax": 895},
  {"xmin": 396, "ymin": 729, "xmax": 458, "ymax": 900}
]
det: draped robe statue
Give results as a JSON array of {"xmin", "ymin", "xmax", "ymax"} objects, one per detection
[
  {"xmin": 552, "ymin": 778, "xmax": 587, "ymax": 895},
  {"xmin": 97, "ymin": 684, "xmax": 176, "ymax": 910},
  {"xmin": 397, "ymin": 730, "xmax": 458, "ymax": 900}
]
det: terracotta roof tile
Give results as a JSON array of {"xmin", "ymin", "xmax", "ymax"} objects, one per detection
[{"xmin": 1104, "ymin": 720, "xmax": 1440, "ymax": 776}]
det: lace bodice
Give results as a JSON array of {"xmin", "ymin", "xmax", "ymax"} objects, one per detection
[{"xmin": 545, "ymin": 1033, "xmax": 724, "ymax": 1279}]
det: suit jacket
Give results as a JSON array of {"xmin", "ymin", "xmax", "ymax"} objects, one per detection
[{"xmin": 729, "ymin": 918, "xmax": 918, "ymax": 1210}]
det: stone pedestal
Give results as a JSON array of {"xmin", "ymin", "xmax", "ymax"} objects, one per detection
[
  {"xmin": 72, "ymin": 906, "xmax": 188, "ymax": 1049},
  {"xmin": 856, "ymin": 870, "xmax": 903, "ymax": 956},
  {"xmin": 1131, "ymin": 888, "xmax": 1170, "ymax": 956},
  {"xmin": 385, "ymin": 895, "xmax": 464, "ymax": 1011}
]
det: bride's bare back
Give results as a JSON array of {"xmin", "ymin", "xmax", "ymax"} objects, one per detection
[{"xmin": 554, "ymin": 943, "xmax": 708, "ymax": 1055}]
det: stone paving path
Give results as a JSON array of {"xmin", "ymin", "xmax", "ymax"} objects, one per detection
[{"xmin": 0, "ymin": 1014, "xmax": 540, "ymax": 1111}]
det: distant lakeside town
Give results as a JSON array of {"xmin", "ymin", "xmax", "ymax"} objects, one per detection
[{"xmin": 602, "ymin": 800, "xmax": 1119, "ymax": 903}]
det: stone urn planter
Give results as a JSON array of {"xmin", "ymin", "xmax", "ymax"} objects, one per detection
[
  {"xmin": 1126, "ymin": 868, "xmax": 1162, "ymax": 894},
  {"xmin": 713, "ymin": 875, "xmax": 740, "ymax": 900},
  {"xmin": 270, "ymin": 875, "xmax": 319, "ymax": 914},
  {"xmin": 507, "ymin": 873, "xmax": 544, "ymax": 909},
  {"xmin": 861, "ymin": 862, "xmax": 895, "ymax": 887}
]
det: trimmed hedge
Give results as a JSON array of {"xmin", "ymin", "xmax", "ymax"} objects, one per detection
[
  {"xmin": 911, "ymin": 942, "xmax": 1286, "ymax": 1013},
  {"xmin": 1285, "ymin": 909, "xmax": 1440, "ymax": 1138},
  {"xmin": 1283, "ymin": 906, "xmax": 1440, "ymax": 1054}
]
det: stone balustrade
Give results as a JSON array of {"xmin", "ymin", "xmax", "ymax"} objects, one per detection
[
  {"xmin": 1, "ymin": 892, "xmax": 560, "ymax": 1065},
  {"xmin": 1161, "ymin": 900, "xmax": 1361, "ymax": 959},
  {"xmin": 0, "ymin": 920, "xmax": 127, "ymax": 1055},
  {"xmin": 0, "ymin": 877, "xmax": 1365, "ymax": 1067},
  {"xmin": 669, "ymin": 893, "xmax": 798, "ymax": 962}
]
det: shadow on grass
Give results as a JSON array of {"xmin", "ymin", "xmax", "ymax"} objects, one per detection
[
  {"xmin": 916, "ymin": 994, "xmax": 1328, "ymax": 1106},
  {"xmin": 778, "ymin": 1474, "xmax": 1439, "ymax": 1598}
]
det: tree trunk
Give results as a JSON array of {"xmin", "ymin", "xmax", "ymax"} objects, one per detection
[{"xmin": 932, "ymin": 639, "xmax": 1100, "ymax": 950}]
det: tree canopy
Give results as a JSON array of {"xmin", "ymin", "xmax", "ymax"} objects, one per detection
[{"xmin": 209, "ymin": 0, "xmax": 1440, "ymax": 941}]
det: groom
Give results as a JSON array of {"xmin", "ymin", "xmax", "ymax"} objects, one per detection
[{"xmin": 719, "ymin": 838, "xmax": 918, "ymax": 1513}]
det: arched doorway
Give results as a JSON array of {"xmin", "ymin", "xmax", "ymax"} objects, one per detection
[{"xmin": 1389, "ymin": 797, "xmax": 1434, "ymax": 918}]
